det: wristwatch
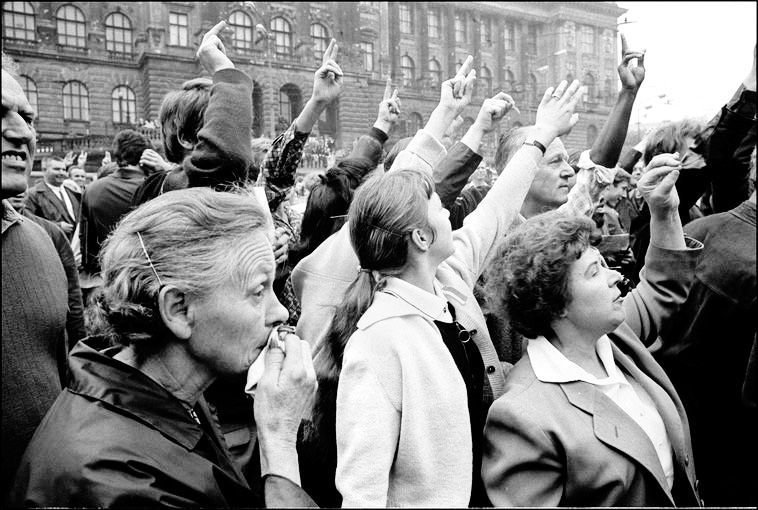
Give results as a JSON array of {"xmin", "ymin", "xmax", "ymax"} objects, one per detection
[{"xmin": 522, "ymin": 139, "xmax": 547, "ymax": 155}]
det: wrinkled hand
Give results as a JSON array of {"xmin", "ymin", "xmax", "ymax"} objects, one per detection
[
  {"xmin": 439, "ymin": 55, "xmax": 476, "ymax": 116},
  {"xmin": 196, "ymin": 20, "xmax": 234, "ymax": 75},
  {"xmin": 638, "ymin": 152, "xmax": 681, "ymax": 215},
  {"xmin": 618, "ymin": 33, "xmax": 645, "ymax": 91},
  {"xmin": 374, "ymin": 77, "xmax": 400, "ymax": 133},
  {"xmin": 474, "ymin": 92, "xmax": 518, "ymax": 134},
  {"xmin": 534, "ymin": 79, "xmax": 585, "ymax": 139},
  {"xmin": 272, "ymin": 227, "xmax": 291, "ymax": 266},
  {"xmin": 102, "ymin": 151, "xmax": 112, "ymax": 166},
  {"xmin": 254, "ymin": 333, "xmax": 317, "ymax": 452},
  {"xmin": 77, "ymin": 151, "xmax": 88, "ymax": 168},
  {"xmin": 140, "ymin": 149, "xmax": 171, "ymax": 173},
  {"xmin": 63, "ymin": 151, "xmax": 75, "ymax": 167},
  {"xmin": 444, "ymin": 115, "xmax": 464, "ymax": 138},
  {"xmin": 312, "ymin": 39, "xmax": 342, "ymax": 105}
]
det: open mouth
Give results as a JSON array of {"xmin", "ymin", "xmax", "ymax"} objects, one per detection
[{"xmin": 2, "ymin": 151, "xmax": 28, "ymax": 166}]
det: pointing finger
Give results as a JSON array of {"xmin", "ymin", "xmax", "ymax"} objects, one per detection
[
  {"xmin": 458, "ymin": 55, "xmax": 474, "ymax": 78},
  {"xmin": 383, "ymin": 76, "xmax": 392, "ymax": 100},
  {"xmin": 322, "ymin": 38, "xmax": 336, "ymax": 65},
  {"xmin": 206, "ymin": 20, "xmax": 227, "ymax": 39},
  {"xmin": 620, "ymin": 32, "xmax": 628, "ymax": 56}
]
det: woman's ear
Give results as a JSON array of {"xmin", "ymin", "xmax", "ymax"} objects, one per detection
[
  {"xmin": 158, "ymin": 286, "xmax": 192, "ymax": 340},
  {"xmin": 410, "ymin": 228, "xmax": 430, "ymax": 252},
  {"xmin": 176, "ymin": 125, "xmax": 194, "ymax": 151}
]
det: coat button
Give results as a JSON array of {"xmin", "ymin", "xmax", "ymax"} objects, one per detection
[{"xmin": 486, "ymin": 365, "xmax": 496, "ymax": 374}]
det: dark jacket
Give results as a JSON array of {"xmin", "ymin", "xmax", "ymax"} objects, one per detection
[
  {"xmin": 23, "ymin": 181, "xmax": 81, "ymax": 241},
  {"xmin": 80, "ymin": 166, "xmax": 146, "ymax": 273},
  {"xmin": 20, "ymin": 208, "xmax": 86, "ymax": 348},
  {"xmin": 2, "ymin": 206, "xmax": 67, "ymax": 498},
  {"xmin": 434, "ymin": 141, "xmax": 484, "ymax": 230},
  {"xmin": 656, "ymin": 200, "xmax": 757, "ymax": 506},
  {"xmin": 9, "ymin": 337, "xmax": 261, "ymax": 508},
  {"xmin": 131, "ymin": 68, "xmax": 254, "ymax": 207},
  {"xmin": 483, "ymin": 242, "xmax": 704, "ymax": 507}
]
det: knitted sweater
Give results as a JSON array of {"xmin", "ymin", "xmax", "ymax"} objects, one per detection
[{"xmin": 2, "ymin": 207, "xmax": 68, "ymax": 497}]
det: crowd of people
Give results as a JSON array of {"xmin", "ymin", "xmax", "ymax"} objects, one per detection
[{"xmin": 2, "ymin": 18, "xmax": 756, "ymax": 508}]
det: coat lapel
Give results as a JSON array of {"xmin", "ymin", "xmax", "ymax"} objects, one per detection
[
  {"xmin": 560, "ymin": 380, "xmax": 675, "ymax": 505},
  {"xmin": 41, "ymin": 184, "xmax": 74, "ymax": 223}
]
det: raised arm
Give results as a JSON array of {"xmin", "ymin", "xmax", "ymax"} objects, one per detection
[
  {"xmin": 436, "ymin": 92, "xmax": 516, "ymax": 210},
  {"xmin": 589, "ymin": 33, "xmax": 645, "ymax": 167},
  {"xmin": 183, "ymin": 20, "xmax": 253, "ymax": 190},
  {"xmin": 263, "ymin": 39, "xmax": 343, "ymax": 211}
]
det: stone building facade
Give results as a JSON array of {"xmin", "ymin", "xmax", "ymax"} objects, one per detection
[{"xmin": 2, "ymin": 1, "xmax": 625, "ymax": 170}]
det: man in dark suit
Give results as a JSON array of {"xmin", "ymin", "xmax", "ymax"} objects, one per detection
[{"xmin": 23, "ymin": 156, "xmax": 81, "ymax": 242}]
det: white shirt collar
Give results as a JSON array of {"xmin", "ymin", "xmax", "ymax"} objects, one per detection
[
  {"xmin": 381, "ymin": 276, "xmax": 453, "ymax": 323},
  {"xmin": 44, "ymin": 181, "xmax": 62, "ymax": 195},
  {"xmin": 528, "ymin": 335, "xmax": 628, "ymax": 387}
]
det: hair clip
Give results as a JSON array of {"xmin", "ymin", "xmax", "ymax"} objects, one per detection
[{"xmin": 136, "ymin": 231, "xmax": 164, "ymax": 287}]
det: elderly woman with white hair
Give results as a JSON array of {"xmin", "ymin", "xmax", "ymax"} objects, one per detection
[{"xmin": 9, "ymin": 188, "xmax": 318, "ymax": 507}]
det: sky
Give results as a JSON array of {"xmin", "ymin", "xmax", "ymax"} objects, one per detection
[{"xmin": 614, "ymin": 1, "xmax": 756, "ymax": 126}]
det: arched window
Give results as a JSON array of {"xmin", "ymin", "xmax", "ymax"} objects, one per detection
[
  {"xmin": 63, "ymin": 81, "xmax": 89, "ymax": 121},
  {"xmin": 428, "ymin": 58, "xmax": 442, "ymax": 88},
  {"xmin": 271, "ymin": 17, "xmax": 292, "ymax": 55},
  {"xmin": 112, "ymin": 85, "xmax": 137, "ymax": 124},
  {"xmin": 504, "ymin": 69, "xmax": 515, "ymax": 92},
  {"xmin": 56, "ymin": 4, "xmax": 86, "ymax": 48},
  {"xmin": 401, "ymin": 55, "xmax": 415, "ymax": 88},
  {"xmin": 528, "ymin": 73, "xmax": 538, "ymax": 103},
  {"xmin": 311, "ymin": 23, "xmax": 329, "ymax": 61},
  {"xmin": 586, "ymin": 124, "xmax": 598, "ymax": 147},
  {"xmin": 408, "ymin": 112, "xmax": 423, "ymax": 136},
  {"xmin": 3, "ymin": 2, "xmax": 36, "ymax": 41},
  {"xmin": 279, "ymin": 84, "xmax": 302, "ymax": 123},
  {"xmin": 19, "ymin": 75, "xmax": 38, "ymax": 115},
  {"xmin": 105, "ymin": 12, "xmax": 132, "ymax": 55},
  {"xmin": 480, "ymin": 66, "xmax": 493, "ymax": 97},
  {"xmin": 229, "ymin": 10, "xmax": 253, "ymax": 51},
  {"xmin": 583, "ymin": 73, "xmax": 595, "ymax": 103}
]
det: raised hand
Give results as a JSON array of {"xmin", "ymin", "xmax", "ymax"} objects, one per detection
[
  {"xmin": 474, "ymin": 92, "xmax": 518, "ymax": 134},
  {"xmin": 618, "ymin": 33, "xmax": 645, "ymax": 91},
  {"xmin": 77, "ymin": 151, "xmax": 88, "ymax": 168},
  {"xmin": 102, "ymin": 151, "xmax": 112, "ymax": 166},
  {"xmin": 63, "ymin": 151, "xmax": 75, "ymax": 168},
  {"xmin": 312, "ymin": 38, "xmax": 342, "ymax": 105},
  {"xmin": 374, "ymin": 76, "xmax": 401, "ymax": 133},
  {"xmin": 439, "ymin": 55, "xmax": 477, "ymax": 116},
  {"xmin": 196, "ymin": 20, "xmax": 234, "ymax": 76},
  {"xmin": 534, "ymin": 79, "xmax": 585, "ymax": 139},
  {"xmin": 637, "ymin": 152, "xmax": 681, "ymax": 215}
]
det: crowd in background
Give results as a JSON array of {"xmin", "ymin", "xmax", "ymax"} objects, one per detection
[{"xmin": 2, "ymin": 17, "xmax": 756, "ymax": 509}]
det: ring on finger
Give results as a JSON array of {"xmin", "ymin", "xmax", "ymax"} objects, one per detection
[{"xmin": 551, "ymin": 94, "xmax": 561, "ymax": 99}]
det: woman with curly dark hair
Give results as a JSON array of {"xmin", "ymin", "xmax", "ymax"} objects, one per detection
[{"xmin": 481, "ymin": 153, "xmax": 705, "ymax": 507}]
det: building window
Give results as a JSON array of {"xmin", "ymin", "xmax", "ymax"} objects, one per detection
[
  {"xmin": 480, "ymin": 66, "xmax": 492, "ymax": 96},
  {"xmin": 408, "ymin": 112, "xmax": 423, "ymax": 136},
  {"xmin": 455, "ymin": 12, "xmax": 466, "ymax": 43},
  {"xmin": 401, "ymin": 55, "xmax": 415, "ymax": 88},
  {"xmin": 3, "ymin": 2, "xmax": 36, "ymax": 42},
  {"xmin": 583, "ymin": 73, "xmax": 595, "ymax": 103},
  {"xmin": 528, "ymin": 73, "xmax": 538, "ymax": 103},
  {"xmin": 428, "ymin": 58, "xmax": 442, "ymax": 88},
  {"xmin": 56, "ymin": 4, "xmax": 86, "ymax": 48},
  {"xmin": 19, "ymin": 75, "xmax": 37, "ymax": 115},
  {"xmin": 603, "ymin": 29, "xmax": 614, "ymax": 54},
  {"xmin": 586, "ymin": 124, "xmax": 598, "ymax": 147},
  {"xmin": 279, "ymin": 84, "xmax": 302, "ymax": 123},
  {"xmin": 481, "ymin": 18, "xmax": 492, "ymax": 47},
  {"xmin": 428, "ymin": 7, "xmax": 440, "ymax": 39},
  {"xmin": 271, "ymin": 16, "xmax": 292, "ymax": 55},
  {"xmin": 581, "ymin": 25, "xmax": 595, "ymax": 54},
  {"xmin": 504, "ymin": 69, "xmax": 515, "ymax": 92},
  {"xmin": 229, "ymin": 10, "xmax": 253, "ymax": 51},
  {"xmin": 104, "ymin": 12, "xmax": 132, "ymax": 55},
  {"xmin": 360, "ymin": 41, "xmax": 374, "ymax": 72},
  {"xmin": 63, "ymin": 81, "xmax": 89, "ymax": 121},
  {"xmin": 112, "ymin": 85, "xmax": 137, "ymax": 124},
  {"xmin": 311, "ymin": 23, "xmax": 329, "ymax": 61},
  {"xmin": 398, "ymin": 4, "xmax": 412, "ymax": 35},
  {"xmin": 526, "ymin": 24, "xmax": 538, "ymax": 55},
  {"xmin": 503, "ymin": 21, "xmax": 515, "ymax": 51},
  {"xmin": 168, "ymin": 12, "xmax": 188, "ymax": 46}
]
